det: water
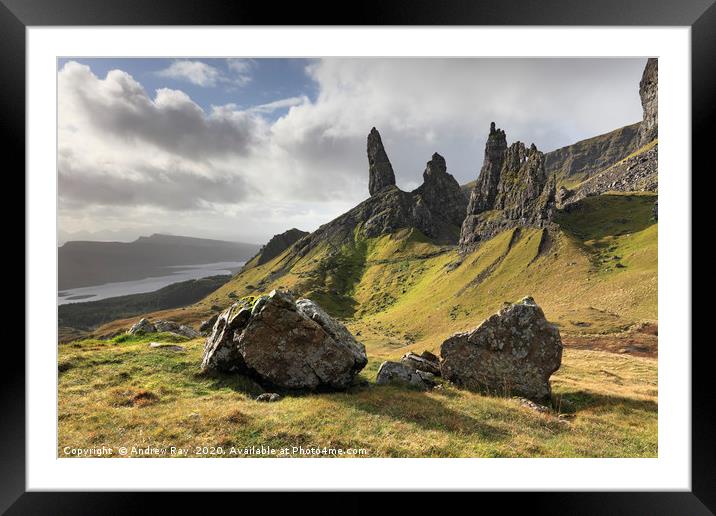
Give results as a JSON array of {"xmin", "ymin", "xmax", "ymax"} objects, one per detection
[{"xmin": 57, "ymin": 261, "xmax": 245, "ymax": 305}]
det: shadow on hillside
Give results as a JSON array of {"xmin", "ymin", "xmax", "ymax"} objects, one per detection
[
  {"xmin": 556, "ymin": 194, "xmax": 656, "ymax": 242},
  {"xmin": 194, "ymin": 371, "xmax": 266, "ymax": 398},
  {"xmin": 556, "ymin": 389, "xmax": 658, "ymax": 414},
  {"xmin": 338, "ymin": 386, "xmax": 510, "ymax": 440}
]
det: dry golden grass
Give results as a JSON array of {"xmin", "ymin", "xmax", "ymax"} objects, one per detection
[{"xmin": 58, "ymin": 332, "xmax": 656, "ymax": 458}]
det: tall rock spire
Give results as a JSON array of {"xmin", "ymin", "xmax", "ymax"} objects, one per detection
[
  {"xmin": 459, "ymin": 124, "xmax": 555, "ymax": 251},
  {"xmin": 467, "ymin": 122, "xmax": 508, "ymax": 214},
  {"xmin": 637, "ymin": 58, "xmax": 658, "ymax": 146},
  {"xmin": 367, "ymin": 127, "xmax": 397, "ymax": 196}
]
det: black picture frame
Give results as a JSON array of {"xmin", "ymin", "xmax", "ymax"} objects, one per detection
[{"xmin": 5, "ymin": 0, "xmax": 710, "ymax": 513}]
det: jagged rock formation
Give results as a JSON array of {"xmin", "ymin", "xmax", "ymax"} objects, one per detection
[
  {"xmin": 201, "ymin": 290, "xmax": 367, "ymax": 390},
  {"xmin": 400, "ymin": 351, "xmax": 441, "ymax": 376},
  {"xmin": 414, "ymin": 153, "xmax": 468, "ymax": 227},
  {"xmin": 638, "ymin": 58, "xmax": 658, "ymax": 147},
  {"xmin": 440, "ymin": 296, "xmax": 562, "ymax": 403},
  {"xmin": 367, "ymin": 127, "xmax": 397, "ymax": 196},
  {"xmin": 544, "ymin": 123, "xmax": 640, "ymax": 184},
  {"xmin": 252, "ymin": 228, "xmax": 309, "ymax": 266},
  {"xmin": 459, "ymin": 124, "xmax": 556, "ymax": 251},
  {"xmin": 291, "ymin": 128, "xmax": 466, "ymax": 259},
  {"xmin": 563, "ymin": 143, "xmax": 658, "ymax": 207}
]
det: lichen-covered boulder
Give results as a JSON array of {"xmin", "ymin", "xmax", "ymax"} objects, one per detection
[
  {"xmin": 201, "ymin": 290, "xmax": 367, "ymax": 390},
  {"xmin": 401, "ymin": 351, "xmax": 441, "ymax": 376},
  {"xmin": 376, "ymin": 361, "xmax": 433, "ymax": 390},
  {"xmin": 440, "ymin": 296, "xmax": 562, "ymax": 403}
]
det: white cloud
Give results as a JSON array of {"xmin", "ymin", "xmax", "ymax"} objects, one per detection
[
  {"xmin": 58, "ymin": 58, "xmax": 647, "ymax": 244},
  {"xmin": 157, "ymin": 60, "xmax": 222, "ymax": 87}
]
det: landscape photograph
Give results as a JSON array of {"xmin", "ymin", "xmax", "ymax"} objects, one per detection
[{"xmin": 57, "ymin": 57, "xmax": 658, "ymax": 458}]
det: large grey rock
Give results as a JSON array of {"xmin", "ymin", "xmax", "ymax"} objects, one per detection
[
  {"xmin": 460, "ymin": 124, "xmax": 556, "ymax": 251},
  {"xmin": 367, "ymin": 127, "xmax": 397, "ymax": 196},
  {"xmin": 376, "ymin": 361, "xmax": 432, "ymax": 390},
  {"xmin": 638, "ymin": 58, "xmax": 658, "ymax": 147},
  {"xmin": 128, "ymin": 318, "xmax": 156, "ymax": 334},
  {"xmin": 201, "ymin": 290, "xmax": 367, "ymax": 390},
  {"xmin": 440, "ymin": 296, "xmax": 562, "ymax": 403},
  {"xmin": 401, "ymin": 351, "xmax": 441, "ymax": 376}
]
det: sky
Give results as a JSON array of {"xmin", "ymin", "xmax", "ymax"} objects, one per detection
[{"xmin": 57, "ymin": 57, "xmax": 647, "ymax": 245}]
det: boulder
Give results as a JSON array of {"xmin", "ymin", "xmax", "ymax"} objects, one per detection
[
  {"xmin": 440, "ymin": 296, "xmax": 562, "ymax": 403},
  {"xmin": 420, "ymin": 350, "xmax": 439, "ymax": 363},
  {"xmin": 154, "ymin": 320, "xmax": 201, "ymax": 339},
  {"xmin": 401, "ymin": 351, "xmax": 441, "ymax": 376},
  {"xmin": 128, "ymin": 318, "xmax": 155, "ymax": 335},
  {"xmin": 376, "ymin": 361, "xmax": 433, "ymax": 390},
  {"xmin": 201, "ymin": 290, "xmax": 367, "ymax": 390}
]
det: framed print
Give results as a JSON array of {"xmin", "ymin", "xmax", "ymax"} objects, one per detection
[{"xmin": 5, "ymin": 0, "xmax": 712, "ymax": 512}]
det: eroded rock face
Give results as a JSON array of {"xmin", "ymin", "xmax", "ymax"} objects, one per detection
[
  {"xmin": 460, "ymin": 125, "xmax": 556, "ymax": 251},
  {"xmin": 368, "ymin": 127, "xmax": 397, "ymax": 196},
  {"xmin": 440, "ymin": 296, "xmax": 562, "ymax": 403},
  {"xmin": 638, "ymin": 58, "xmax": 658, "ymax": 147},
  {"xmin": 414, "ymin": 153, "xmax": 468, "ymax": 228},
  {"xmin": 201, "ymin": 290, "xmax": 367, "ymax": 390}
]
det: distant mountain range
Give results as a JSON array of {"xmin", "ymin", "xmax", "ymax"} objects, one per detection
[{"xmin": 58, "ymin": 233, "xmax": 260, "ymax": 290}]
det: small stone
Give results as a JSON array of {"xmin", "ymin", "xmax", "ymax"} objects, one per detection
[
  {"xmin": 148, "ymin": 342, "xmax": 185, "ymax": 351},
  {"xmin": 256, "ymin": 393, "xmax": 282, "ymax": 403}
]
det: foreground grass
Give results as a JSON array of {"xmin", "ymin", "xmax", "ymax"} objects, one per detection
[{"xmin": 58, "ymin": 333, "xmax": 657, "ymax": 458}]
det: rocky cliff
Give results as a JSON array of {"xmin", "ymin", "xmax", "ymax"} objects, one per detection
[
  {"xmin": 459, "ymin": 124, "xmax": 556, "ymax": 252},
  {"xmin": 413, "ymin": 152, "xmax": 468, "ymax": 228},
  {"xmin": 638, "ymin": 58, "xmax": 658, "ymax": 147},
  {"xmin": 251, "ymin": 228, "xmax": 309, "ymax": 266},
  {"xmin": 544, "ymin": 123, "xmax": 641, "ymax": 186}
]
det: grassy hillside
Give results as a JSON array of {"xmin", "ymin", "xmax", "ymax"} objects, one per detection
[
  {"xmin": 58, "ymin": 332, "xmax": 656, "ymax": 458},
  {"xmin": 62, "ymin": 191, "xmax": 657, "ymax": 457}
]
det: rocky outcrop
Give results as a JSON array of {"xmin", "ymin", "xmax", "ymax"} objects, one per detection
[
  {"xmin": 201, "ymin": 290, "xmax": 367, "ymax": 390},
  {"xmin": 414, "ymin": 153, "xmax": 468, "ymax": 228},
  {"xmin": 128, "ymin": 318, "xmax": 200, "ymax": 339},
  {"xmin": 459, "ymin": 124, "xmax": 556, "ymax": 251},
  {"xmin": 291, "ymin": 128, "xmax": 467, "ymax": 259},
  {"xmin": 376, "ymin": 361, "xmax": 435, "ymax": 390},
  {"xmin": 368, "ymin": 127, "xmax": 397, "ymax": 196},
  {"xmin": 253, "ymin": 228, "xmax": 309, "ymax": 266},
  {"xmin": 440, "ymin": 296, "xmax": 562, "ymax": 403},
  {"xmin": 128, "ymin": 318, "xmax": 155, "ymax": 334},
  {"xmin": 638, "ymin": 58, "xmax": 658, "ymax": 147},
  {"xmin": 563, "ymin": 143, "xmax": 658, "ymax": 207},
  {"xmin": 544, "ymin": 123, "xmax": 640, "ymax": 184}
]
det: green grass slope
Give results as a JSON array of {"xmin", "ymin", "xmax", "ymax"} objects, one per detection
[
  {"xmin": 59, "ymin": 333, "xmax": 656, "ymax": 458},
  {"xmin": 64, "ymin": 191, "xmax": 657, "ymax": 458}
]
